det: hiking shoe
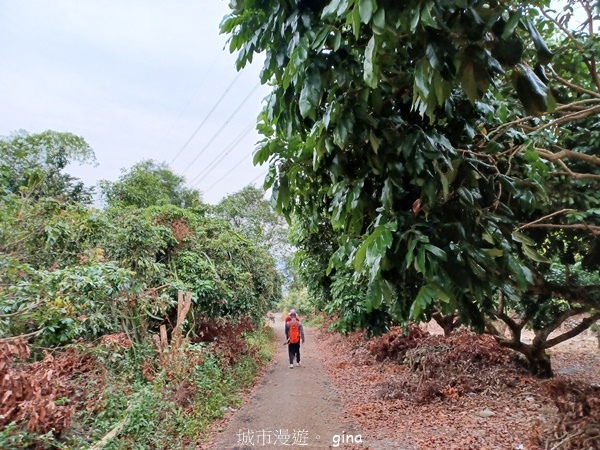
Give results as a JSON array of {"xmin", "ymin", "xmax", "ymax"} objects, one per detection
[{"xmin": 289, "ymin": 364, "xmax": 293, "ymax": 369}]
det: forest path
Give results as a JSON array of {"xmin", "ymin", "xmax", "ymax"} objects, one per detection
[{"xmin": 210, "ymin": 313, "xmax": 363, "ymax": 449}]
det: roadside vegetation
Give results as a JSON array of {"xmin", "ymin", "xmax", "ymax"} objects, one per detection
[{"xmin": 0, "ymin": 134, "xmax": 281, "ymax": 449}]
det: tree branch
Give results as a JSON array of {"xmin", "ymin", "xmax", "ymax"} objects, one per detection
[
  {"xmin": 0, "ymin": 329, "xmax": 44, "ymax": 342},
  {"xmin": 520, "ymin": 223, "xmax": 600, "ymax": 235},
  {"xmin": 545, "ymin": 311, "xmax": 600, "ymax": 348},
  {"xmin": 516, "ymin": 209, "xmax": 576, "ymax": 232},
  {"xmin": 535, "ymin": 147, "xmax": 600, "ymax": 166},
  {"xmin": 541, "ymin": 8, "xmax": 600, "ymax": 91},
  {"xmin": 552, "ymin": 74, "xmax": 600, "ymax": 98}
]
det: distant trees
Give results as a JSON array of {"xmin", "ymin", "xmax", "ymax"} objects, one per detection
[
  {"xmin": 0, "ymin": 130, "xmax": 96, "ymax": 203},
  {"xmin": 1, "ymin": 147, "xmax": 282, "ymax": 345},
  {"xmin": 99, "ymin": 159, "xmax": 202, "ymax": 209}
]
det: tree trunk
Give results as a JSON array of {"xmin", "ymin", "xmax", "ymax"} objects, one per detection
[
  {"xmin": 432, "ymin": 313, "xmax": 459, "ymax": 337},
  {"xmin": 527, "ymin": 347, "xmax": 554, "ymax": 379}
]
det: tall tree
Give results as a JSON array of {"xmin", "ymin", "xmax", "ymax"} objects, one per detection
[
  {"xmin": 223, "ymin": 0, "xmax": 600, "ymax": 376},
  {"xmin": 0, "ymin": 130, "xmax": 96, "ymax": 203},
  {"xmin": 213, "ymin": 185, "xmax": 290, "ymax": 253},
  {"xmin": 99, "ymin": 160, "xmax": 202, "ymax": 209}
]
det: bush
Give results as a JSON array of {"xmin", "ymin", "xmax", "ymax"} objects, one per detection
[{"xmin": 279, "ymin": 288, "xmax": 315, "ymax": 317}]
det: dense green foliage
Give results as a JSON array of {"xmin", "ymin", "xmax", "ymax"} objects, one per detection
[
  {"xmin": 0, "ymin": 133, "xmax": 283, "ymax": 447},
  {"xmin": 0, "ymin": 130, "xmax": 96, "ymax": 203},
  {"xmin": 99, "ymin": 159, "xmax": 202, "ymax": 209},
  {"xmin": 1, "ymin": 150, "xmax": 282, "ymax": 345},
  {"xmin": 223, "ymin": 0, "xmax": 600, "ymax": 375}
]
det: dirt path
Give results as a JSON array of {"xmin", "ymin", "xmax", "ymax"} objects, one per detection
[{"xmin": 211, "ymin": 313, "xmax": 362, "ymax": 449}]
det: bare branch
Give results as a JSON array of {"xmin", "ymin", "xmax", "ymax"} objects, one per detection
[
  {"xmin": 549, "ymin": 171, "xmax": 600, "ymax": 181},
  {"xmin": 0, "ymin": 329, "xmax": 44, "ymax": 342},
  {"xmin": 545, "ymin": 312, "xmax": 600, "ymax": 348},
  {"xmin": 535, "ymin": 147, "xmax": 600, "ymax": 166},
  {"xmin": 520, "ymin": 223, "xmax": 600, "ymax": 235},
  {"xmin": 552, "ymin": 74, "xmax": 600, "ymax": 98},
  {"xmin": 541, "ymin": 8, "xmax": 600, "ymax": 90},
  {"xmin": 516, "ymin": 209, "xmax": 576, "ymax": 232}
]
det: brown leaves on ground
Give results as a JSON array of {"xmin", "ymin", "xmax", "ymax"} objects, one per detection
[
  {"xmin": 314, "ymin": 325, "xmax": 600, "ymax": 450},
  {"xmin": 531, "ymin": 379, "xmax": 600, "ymax": 449},
  {"xmin": 0, "ymin": 338, "xmax": 101, "ymax": 436}
]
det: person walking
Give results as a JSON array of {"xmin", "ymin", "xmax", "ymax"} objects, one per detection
[
  {"xmin": 285, "ymin": 308, "xmax": 299, "ymax": 323},
  {"xmin": 285, "ymin": 311, "xmax": 304, "ymax": 368}
]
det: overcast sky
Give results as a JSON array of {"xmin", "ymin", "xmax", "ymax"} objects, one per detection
[{"xmin": 0, "ymin": 0, "xmax": 271, "ymax": 204}]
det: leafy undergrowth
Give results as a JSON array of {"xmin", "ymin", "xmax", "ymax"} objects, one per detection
[
  {"xmin": 0, "ymin": 320, "xmax": 275, "ymax": 449},
  {"xmin": 314, "ymin": 323, "xmax": 600, "ymax": 450}
]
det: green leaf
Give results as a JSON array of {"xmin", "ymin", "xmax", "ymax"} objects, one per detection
[
  {"xmin": 507, "ymin": 255, "xmax": 528, "ymax": 290},
  {"xmin": 483, "ymin": 248, "xmax": 504, "ymax": 258},
  {"xmin": 369, "ymin": 129, "xmax": 380, "ymax": 153},
  {"xmin": 511, "ymin": 231, "xmax": 535, "ymax": 246},
  {"xmin": 359, "ymin": 0, "xmax": 373, "ymax": 24},
  {"xmin": 501, "ymin": 10, "xmax": 521, "ymax": 39},
  {"xmin": 373, "ymin": 8, "xmax": 385, "ymax": 33},
  {"xmin": 364, "ymin": 35, "xmax": 378, "ymax": 88},
  {"xmin": 322, "ymin": 0, "xmax": 348, "ymax": 19},
  {"xmin": 522, "ymin": 243, "xmax": 551, "ymax": 263},
  {"xmin": 456, "ymin": 186, "xmax": 474, "ymax": 206},
  {"xmin": 299, "ymin": 69, "xmax": 321, "ymax": 119},
  {"xmin": 410, "ymin": 285, "xmax": 434, "ymax": 320},
  {"xmin": 332, "ymin": 29, "xmax": 342, "ymax": 51},
  {"xmin": 352, "ymin": 4, "xmax": 361, "ymax": 40},
  {"xmin": 424, "ymin": 244, "xmax": 447, "ymax": 261}
]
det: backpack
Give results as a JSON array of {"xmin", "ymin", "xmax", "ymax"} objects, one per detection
[{"xmin": 288, "ymin": 318, "xmax": 300, "ymax": 344}]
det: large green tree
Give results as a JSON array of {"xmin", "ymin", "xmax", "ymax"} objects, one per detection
[
  {"xmin": 223, "ymin": 0, "xmax": 600, "ymax": 376},
  {"xmin": 99, "ymin": 160, "xmax": 202, "ymax": 209},
  {"xmin": 0, "ymin": 130, "xmax": 96, "ymax": 203}
]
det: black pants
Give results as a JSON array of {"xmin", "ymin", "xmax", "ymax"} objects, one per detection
[{"xmin": 288, "ymin": 342, "xmax": 300, "ymax": 364}]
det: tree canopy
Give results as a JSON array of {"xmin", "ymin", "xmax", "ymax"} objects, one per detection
[
  {"xmin": 99, "ymin": 159, "xmax": 202, "ymax": 209},
  {"xmin": 0, "ymin": 130, "xmax": 96, "ymax": 203},
  {"xmin": 223, "ymin": 0, "xmax": 600, "ymax": 376}
]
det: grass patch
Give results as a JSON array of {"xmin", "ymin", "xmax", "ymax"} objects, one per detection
[
  {"xmin": 1, "ymin": 324, "xmax": 277, "ymax": 450},
  {"xmin": 303, "ymin": 314, "xmax": 324, "ymax": 329},
  {"xmin": 84, "ymin": 325, "xmax": 273, "ymax": 449}
]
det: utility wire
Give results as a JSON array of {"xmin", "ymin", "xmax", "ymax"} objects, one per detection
[
  {"xmin": 204, "ymin": 155, "xmax": 268, "ymax": 193},
  {"xmin": 169, "ymin": 71, "xmax": 242, "ymax": 165},
  {"xmin": 249, "ymin": 169, "xmax": 268, "ymax": 185},
  {"xmin": 204, "ymin": 152, "xmax": 255, "ymax": 192},
  {"xmin": 180, "ymin": 82, "xmax": 260, "ymax": 175},
  {"xmin": 157, "ymin": 54, "xmax": 221, "ymax": 154},
  {"xmin": 187, "ymin": 121, "xmax": 254, "ymax": 186}
]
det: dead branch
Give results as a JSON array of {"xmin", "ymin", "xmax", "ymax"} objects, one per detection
[
  {"xmin": 516, "ymin": 209, "xmax": 576, "ymax": 232},
  {"xmin": 519, "ymin": 223, "xmax": 600, "ymax": 235},
  {"xmin": 0, "ymin": 329, "xmax": 44, "ymax": 342}
]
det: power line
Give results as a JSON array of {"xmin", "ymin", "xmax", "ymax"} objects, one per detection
[
  {"xmin": 169, "ymin": 71, "xmax": 242, "ymax": 165},
  {"xmin": 249, "ymin": 169, "xmax": 268, "ymax": 185},
  {"xmin": 180, "ymin": 82, "xmax": 260, "ymax": 175},
  {"xmin": 204, "ymin": 153, "xmax": 268, "ymax": 193},
  {"xmin": 157, "ymin": 54, "xmax": 221, "ymax": 154},
  {"xmin": 187, "ymin": 121, "xmax": 254, "ymax": 186}
]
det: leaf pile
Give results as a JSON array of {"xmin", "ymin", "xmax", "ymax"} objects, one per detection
[
  {"xmin": 368, "ymin": 328, "xmax": 522, "ymax": 403},
  {"xmin": 365, "ymin": 325, "xmax": 429, "ymax": 362},
  {"xmin": 316, "ymin": 326, "xmax": 546, "ymax": 449},
  {"xmin": 192, "ymin": 319, "xmax": 256, "ymax": 366},
  {"xmin": 0, "ymin": 339, "xmax": 99, "ymax": 436},
  {"xmin": 532, "ymin": 379, "xmax": 600, "ymax": 449}
]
